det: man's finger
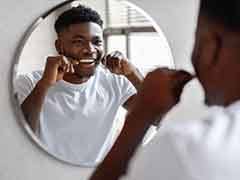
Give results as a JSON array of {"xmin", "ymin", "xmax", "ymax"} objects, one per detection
[
  {"xmin": 172, "ymin": 70, "xmax": 194, "ymax": 100},
  {"xmin": 101, "ymin": 55, "xmax": 107, "ymax": 66},
  {"xmin": 174, "ymin": 70, "xmax": 194, "ymax": 87},
  {"xmin": 62, "ymin": 55, "xmax": 69, "ymax": 64},
  {"xmin": 113, "ymin": 51, "xmax": 122, "ymax": 59}
]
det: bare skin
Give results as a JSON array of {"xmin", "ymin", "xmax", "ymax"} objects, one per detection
[
  {"xmin": 21, "ymin": 22, "xmax": 143, "ymax": 133},
  {"xmin": 89, "ymin": 14, "xmax": 240, "ymax": 180}
]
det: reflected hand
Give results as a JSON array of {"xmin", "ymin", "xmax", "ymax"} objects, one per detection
[
  {"xmin": 134, "ymin": 68, "xmax": 193, "ymax": 124},
  {"xmin": 40, "ymin": 56, "xmax": 74, "ymax": 87},
  {"xmin": 102, "ymin": 51, "xmax": 136, "ymax": 76}
]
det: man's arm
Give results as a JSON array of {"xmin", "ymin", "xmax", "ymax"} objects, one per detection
[
  {"xmin": 102, "ymin": 51, "xmax": 144, "ymax": 111},
  {"xmin": 124, "ymin": 66, "xmax": 144, "ymax": 92},
  {"xmin": 89, "ymin": 104, "xmax": 159, "ymax": 180},
  {"xmin": 21, "ymin": 56, "xmax": 73, "ymax": 132},
  {"xmin": 122, "ymin": 67, "xmax": 144, "ymax": 111},
  {"xmin": 89, "ymin": 68, "xmax": 193, "ymax": 180},
  {"xmin": 21, "ymin": 80, "xmax": 50, "ymax": 132}
]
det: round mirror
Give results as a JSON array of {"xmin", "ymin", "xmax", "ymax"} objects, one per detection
[{"xmin": 12, "ymin": 0, "xmax": 174, "ymax": 167}]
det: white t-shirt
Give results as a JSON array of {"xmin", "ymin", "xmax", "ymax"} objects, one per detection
[
  {"xmin": 124, "ymin": 101, "xmax": 240, "ymax": 180},
  {"xmin": 15, "ymin": 66, "xmax": 137, "ymax": 166}
]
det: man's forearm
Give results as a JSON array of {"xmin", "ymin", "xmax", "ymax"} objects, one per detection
[
  {"xmin": 21, "ymin": 80, "xmax": 50, "ymax": 132},
  {"xmin": 89, "ymin": 107, "xmax": 161, "ymax": 180},
  {"xmin": 125, "ymin": 68, "xmax": 144, "ymax": 91}
]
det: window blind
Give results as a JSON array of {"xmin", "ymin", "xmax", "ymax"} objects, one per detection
[{"xmin": 106, "ymin": 0, "xmax": 152, "ymax": 27}]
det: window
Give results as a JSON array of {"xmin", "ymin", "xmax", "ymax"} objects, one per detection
[{"xmin": 104, "ymin": 0, "xmax": 174, "ymax": 76}]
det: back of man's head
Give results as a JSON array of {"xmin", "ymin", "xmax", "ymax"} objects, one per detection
[
  {"xmin": 200, "ymin": 0, "xmax": 240, "ymax": 31},
  {"xmin": 54, "ymin": 5, "xmax": 103, "ymax": 34}
]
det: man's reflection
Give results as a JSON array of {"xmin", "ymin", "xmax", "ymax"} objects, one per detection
[{"xmin": 15, "ymin": 5, "xmax": 143, "ymax": 165}]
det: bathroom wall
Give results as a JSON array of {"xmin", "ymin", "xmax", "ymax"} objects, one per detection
[{"xmin": 0, "ymin": 0, "xmax": 202, "ymax": 179}]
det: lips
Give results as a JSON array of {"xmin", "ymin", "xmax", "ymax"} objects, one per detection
[
  {"xmin": 78, "ymin": 59, "xmax": 95, "ymax": 64},
  {"xmin": 74, "ymin": 58, "xmax": 96, "ymax": 68}
]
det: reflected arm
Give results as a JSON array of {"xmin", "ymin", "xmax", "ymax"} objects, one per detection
[
  {"xmin": 123, "ymin": 68, "xmax": 144, "ymax": 111},
  {"xmin": 21, "ymin": 80, "xmax": 50, "ymax": 133},
  {"xmin": 125, "ymin": 67, "xmax": 144, "ymax": 92}
]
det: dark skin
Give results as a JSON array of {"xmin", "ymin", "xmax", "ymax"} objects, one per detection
[
  {"xmin": 192, "ymin": 15, "xmax": 240, "ymax": 106},
  {"xmin": 21, "ymin": 22, "xmax": 143, "ymax": 132},
  {"xmin": 89, "ymin": 14, "xmax": 240, "ymax": 180}
]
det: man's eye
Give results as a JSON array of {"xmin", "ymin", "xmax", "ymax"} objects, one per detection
[
  {"xmin": 93, "ymin": 40, "xmax": 103, "ymax": 46},
  {"xmin": 72, "ymin": 40, "xmax": 84, "ymax": 44}
]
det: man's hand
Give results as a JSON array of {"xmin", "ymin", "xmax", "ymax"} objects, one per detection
[
  {"xmin": 40, "ymin": 56, "xmax": 74, "ymax": 87},
  {"xmin": 134, "ymin": 68, "xmax": 193, "ymax": 124},
  {"xmin": 102, "ymin": 51, "xmax": 137, "ymax": 76},
  {"xmin": 102, "ymin": 51, "xmax": 144, "ymax": 111}
]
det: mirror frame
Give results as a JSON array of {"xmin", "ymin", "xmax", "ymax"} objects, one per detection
[{"xmin": 10, "ymin": 0, "xmax": 175, "ymax": 167}]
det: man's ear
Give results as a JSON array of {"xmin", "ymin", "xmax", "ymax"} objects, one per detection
[
  {"xmin": 55, "ymin": 39, "xmax": 63, "ymax": 55},
  {"xmin": 199, "ymin": 30, "xmax": 222, "ymax": 70}
]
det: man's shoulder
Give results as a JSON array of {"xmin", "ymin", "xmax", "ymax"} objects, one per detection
[
  {"xmin": 160, "ymin": 117, "xmax": 207, "ymax": 143},
  {"xmin": 96, "ymin": 66, "xmax": 124, "ymax": 79},
  {"xmin": 128, "ymin": 102, "xmax": 240, "ymax": 180},
  {"xmin": 160, "ymin": 103, "xmax": 240, "ymax": 146},
  {"xmin": 27, "ymin": 70, "xmax": 43, "ymax": 79},
  {"xmin": 15, "ymin": 70, "xmax": 43, "ymax": 86},
  {"xmin": 17, "ymin": 70, "xmax": 43, "ymax": 81},
  {"xmin": 96, "ymin": 66, "xmax": 131, "ymax": 85}
]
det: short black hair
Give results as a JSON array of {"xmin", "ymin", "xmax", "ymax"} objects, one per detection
[
  {"xmin": 54, "ymin": 5, "xmax": 103, "ymax": 34},
  {"xmin": 200, "ymin": 0, "xmax": 240, "ymax": 31}
]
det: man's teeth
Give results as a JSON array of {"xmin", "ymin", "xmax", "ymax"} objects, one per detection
[{"xmin": 79, "ymin": 59, "xmax": 95, "ymax": 63}]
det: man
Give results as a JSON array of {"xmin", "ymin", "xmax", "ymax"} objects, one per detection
[
  {"xmin": 15, "ymin": 5, "xmax": 143, "ymax": 165},
  {"xmin": 90, "ymin": 0, "xmax": 240, "ymax": 179}
]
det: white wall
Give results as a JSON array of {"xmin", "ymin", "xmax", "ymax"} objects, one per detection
[
  {"xmin": 129, "ymin": 0, "xmax": 200, "ymax": 73},
  {"xmin": 0, "ymin": 0, "xmax": 204, "ymax": 180}
]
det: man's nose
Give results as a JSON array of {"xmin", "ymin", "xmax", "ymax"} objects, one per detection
[{"xmin": 83, "ymin": 42, "xmax": 96, "ymax": 54}]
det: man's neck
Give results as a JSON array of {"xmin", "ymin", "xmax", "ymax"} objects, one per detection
[{"xmin": 63, "ymin": 73, "xmax": 90, "ymax": 84}]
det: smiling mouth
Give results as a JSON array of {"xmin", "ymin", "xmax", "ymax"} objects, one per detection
[
  {"xmin": 73, "ymin": 58, "xmax": 98, "ymax": 69},
  {"xmin": 78, "ymin": 59, "xmax": 95, "ymax": 64}
]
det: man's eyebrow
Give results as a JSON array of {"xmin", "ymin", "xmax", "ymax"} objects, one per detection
[
  {"xmin": 71, "ymin": 35, "xmax": 102, "ymax": 40},
  {"xmin": 71, "ymin": 35, "xmax": 85, "ymax": 39}
]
